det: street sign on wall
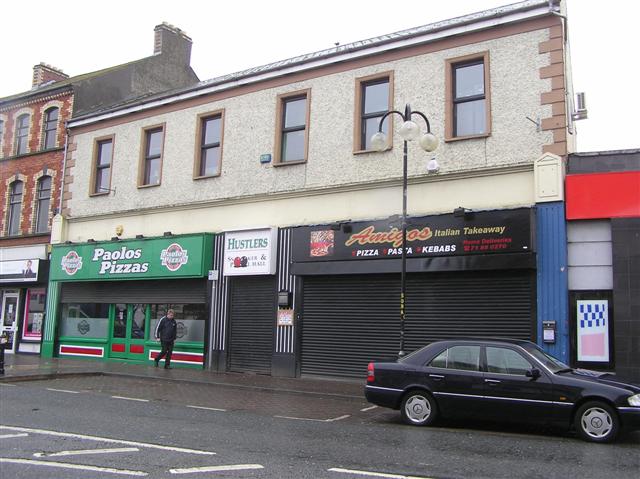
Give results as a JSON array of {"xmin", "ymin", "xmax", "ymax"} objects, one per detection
[{"xmin": 50, "ymin": 234, "xmax": 213, "ymax": 281}]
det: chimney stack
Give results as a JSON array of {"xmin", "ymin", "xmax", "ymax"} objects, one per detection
[
  {"xmin": 32, "ymin": 63, "xmax": 69, "ymax": 88},
  {"xmin": 153, "ymin": 22, "xmax": 192, "ymax": 65}
]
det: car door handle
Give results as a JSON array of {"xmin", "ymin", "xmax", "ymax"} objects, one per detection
[
  {"xmin": 429, "ymin": 374, "xmax": 445, "ymax": 381},
  {"xmin": 484, "ymin": 379, "xmax": 501, "ymax": 385}
]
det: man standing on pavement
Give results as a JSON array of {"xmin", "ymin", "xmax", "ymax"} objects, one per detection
[{"xmin": 154, "ymin": 309, "xmax": 177, "ymax": 369}]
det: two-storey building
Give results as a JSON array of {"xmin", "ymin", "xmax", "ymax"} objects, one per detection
[
  {"xmin": 46, "ymin": 0, "xmax": 575, "ymax": 377},
  {"xmin": 0, "ymin": 23, "xmax": 199, "ymax": 354}
]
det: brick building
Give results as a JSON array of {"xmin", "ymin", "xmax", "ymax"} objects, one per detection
[{"xmin": 0, "ymin": 23, "xmax": 199, "ymax": 354}]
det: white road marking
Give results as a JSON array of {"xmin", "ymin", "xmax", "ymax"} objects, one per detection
[
  {"xmin": 329, "ymin": 468, "xmax": 433, "ymax": 479},
  {"xmin": 0, "ymin": 457, "xmax": 147, "ymax": 476},
  {"xmin": 111, "ymin": 395, "xmax": 149, "ymax": 402},
  {"xmin": 275, "ymin": 414, "xmax": 350, "ymax": 422},
  {"xmin": 170, "ymin": 464, "xmax": 264, "ymax": 474},
  {"xmin": 0, "ymin": 425, "xmax": 216, "ymax": 455},
  {"xmin": 34, "ymin": 447, "xmax": 139, "ymax": 457},
  {"xmin": 0, "ymin": 383, "xmax": 16, "ymax": 387},
  {"xmin": 0, "ymin": 433, "xmax": 28, "ymax": 439},
  {"xmin": 187, "ymin": 405, "xmax": 227, "ymax": 412},
  {"xmin": 361, "ymin": 405, "xmax": 378, "ymax": 412},
  {"xmin": 47, "ymin": 388, "xmax": 80, "ymax": 394}
]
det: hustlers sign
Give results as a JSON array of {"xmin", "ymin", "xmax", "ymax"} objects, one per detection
[
  {"xmin": 291, "ymin": 208, "xmax": 533, "ymax": 262},
  {"xmin": 50, "ymin": 234, "xmax": 212, "ymax": 281}
]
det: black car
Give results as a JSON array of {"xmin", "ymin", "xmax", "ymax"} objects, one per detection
[{"xmin": 365, "ymin": 338, "xmax": 640, "ymax": 442}]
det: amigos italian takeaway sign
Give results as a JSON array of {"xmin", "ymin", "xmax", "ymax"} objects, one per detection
[{"xmin": 50, "ymin": 234, "xmax": 213, "ymax": 281}]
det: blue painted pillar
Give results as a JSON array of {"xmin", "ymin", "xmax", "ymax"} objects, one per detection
[{"xmin": 536, "ymin": 202, "xmax": 569, "ymax": 362}]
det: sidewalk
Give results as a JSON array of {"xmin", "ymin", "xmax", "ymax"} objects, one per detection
[{"xmin": 0, "ymin": 353, "xmax": 363, "ymax": 398}]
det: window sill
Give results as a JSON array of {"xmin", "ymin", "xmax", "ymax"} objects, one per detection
[
  {"xmin": 445, "ymin": 132, "xmax": 491, "ymax": 142},
  {"xmin": 353, "ymin": 147, "xmax": 392, "ymax": 155},
  {"xmin": 89, "ymin": 192, "xmax": 109, "ymax": 198},
  {"xmin": 137, "ymin": 183, "xmax": 161, "ymax": 189},
  {"xmin": 273, "ymin": 160, "xmax": 307, "ymax": 167},
  {"xmin": 193, "ymin": 173, "xmax": 221, "ymax": 180}
]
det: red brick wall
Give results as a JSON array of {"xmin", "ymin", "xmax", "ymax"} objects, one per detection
[{"xmin": 0, "ymin": 91, "xmax": 73, "ymax": 246}]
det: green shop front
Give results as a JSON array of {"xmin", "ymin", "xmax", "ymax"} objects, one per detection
[{"xmin": 43, "ymin": 234, "xmax": 213, "ymax": 368}]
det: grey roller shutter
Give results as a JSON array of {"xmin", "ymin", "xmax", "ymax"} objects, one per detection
[
  {"xmin": 227, "ymin": 276, "xmax": 276, "ymax": 374},
  {"xmin": 300, "ymin": 271, "xmax": 535, "ymax": 378},
  {"xmin": 60, "ymin": 279, "xmax": 207, "ymax": 304}
]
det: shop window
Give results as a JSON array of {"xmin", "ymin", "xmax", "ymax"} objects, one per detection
[
  {"xmin": 355, "ymin": 73, "xmax": 392, "ymax": 152},
  {"xmin": 149, "ymin": 304, "xmax": 205, "ymax": 343},
  {"xmin": 445, "ymin": 51, "xmax": 491, "ymax": 140},
  {"xmin": 139, "ymin": 125, "xmax": 164, "ymax": 187},
  {"xmin": 60, "ymin": 303, "xmax": 110, "ymax": 339},
  {"xmin": 43, "ymin": 107, "xmax": 59, "ymax": 149},
  {"xmin": 274, "ymin": 90, "xmax": 310, "ymax": 165},
  {"xmin": 194, "ymin": 112, "xmax": 223, "ymax": 178},
  {"xmin": 22, "ymin": 289, "xmax": 45, "ymax": 340},
  {"xmin": 7, "ymin": 180, "xmax": 24, "ymax": 236},
  {"xmin": 35, "ymin": 176, "xmax": 52, "ymax": 233},
  {"xmin": 15, "ymin": 114, "xmax": 30, "ymax": 155}
]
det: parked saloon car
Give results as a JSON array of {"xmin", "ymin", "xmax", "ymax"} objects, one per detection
[{"xmin": 365, "ymin": 338, "xmax": 640, "ymax": 442}]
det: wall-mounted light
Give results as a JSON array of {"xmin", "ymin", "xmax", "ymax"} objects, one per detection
[
  {"xmin": 163, "ymin": 231, "xmax": 173, "ymax": 237},
  {"xmin": 453, "ymin": 207, "xmax": 473, "ymax": 219},
  {"xmin": 87, "ymin": 238, "xmax": 96, "ymax": 243},
  {"xmin": 135, "ymin": 234, "xmax": 144, "ymax": 239},
  {"xmin": 111, "ymin": 236, "xmax": 120, "ymax": 241}
]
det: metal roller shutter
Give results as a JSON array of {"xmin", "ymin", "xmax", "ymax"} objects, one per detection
[
  {"xmin": 301, "ymin": 270, "xmax": 535, "ymax": 378},
  {"xmin": 227, "ymin": 276, "xmax": 276, "ymax": 374},
  {"xmin": 60, "ymin": 279, "xmax": 207, "ymax": 304}
]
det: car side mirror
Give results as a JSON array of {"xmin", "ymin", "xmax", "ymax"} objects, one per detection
[{"xmin": 526, "ymin": 368, "xmax": 541, "ymax": 379}]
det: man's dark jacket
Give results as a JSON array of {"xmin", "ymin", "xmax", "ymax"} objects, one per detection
[{"xmin": 155, "ymin": 316, "xmax": 177, "ymax": 342}]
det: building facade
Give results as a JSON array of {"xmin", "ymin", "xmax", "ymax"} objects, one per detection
[
  {"xmin": 49, "ymin": 0, "xmax": 575, "ymax": 376},
  {"xmin": 0, "ymin": 23, "xmax": 199, "ymax": 355},
  {"xmin": 565, "ymin": 149, "xmax": 640, "ymax": 382}
]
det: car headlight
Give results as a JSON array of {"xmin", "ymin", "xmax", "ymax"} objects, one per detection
[{"xmin": 628, "ymin": 394, "xmax": 640, "ymax": 407}]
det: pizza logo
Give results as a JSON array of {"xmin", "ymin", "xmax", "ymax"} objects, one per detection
[
  {"xmin": 61, "ymin": 250, "xmax": 83, "ymax": 275},
  {"xmin": 160, "ymin": 243, "xmax": 189, "ymax": 271}
]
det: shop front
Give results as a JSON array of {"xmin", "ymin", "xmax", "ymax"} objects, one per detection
[
  {"xmin": 222, "ymin": 228, "xmax": 278, "ymax": 374},
  {"xmin": 0, "ymin": 245, "xmax": 49, "ymax": 354},
  {"xmin": 291, "ymin": 208, "xmax": 537, "ymax": 378},
  {"xmin": 43, "ymin": 234, "xmax": 213, "ymax": 368}
]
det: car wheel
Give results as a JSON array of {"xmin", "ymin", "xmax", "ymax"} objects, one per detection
[
  {"xmin": 400, "ymin": 391, "xmax": 438, "ymax": 426},
  {"xmin": 575, "ymin": 401, "xmax": 619, "ymax": 443}
]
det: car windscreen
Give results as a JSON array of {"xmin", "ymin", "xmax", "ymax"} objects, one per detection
[{"xmin": 523, "ymin": 344, "xmax": 569, "ymax": 373}]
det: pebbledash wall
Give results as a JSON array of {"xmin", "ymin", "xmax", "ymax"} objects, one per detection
[
  {"xmin": 57, "ymin": 1, "xmax": 573, "ymax": 375},
  {"xmin": 42, "ymin": 233, "xmax": 213, "ymax": 367}
]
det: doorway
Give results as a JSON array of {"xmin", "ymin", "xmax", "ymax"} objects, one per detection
[
  {"xmin": 109, "ymin": 304, "xmax": 149, "ymax": 361},
  {"xmin": 1, "ymin": 291, "xmax": 20, "ymax": 354}
]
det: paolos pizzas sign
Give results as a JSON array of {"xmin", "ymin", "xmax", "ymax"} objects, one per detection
[{"xmin": 50, "ymin": 234, "xmax": 213, "ymax": 281}]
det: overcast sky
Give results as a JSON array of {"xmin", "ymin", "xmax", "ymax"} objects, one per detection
[{"xmin": 1, "ymin": 0, "xmax": 637, "ymax": 152}]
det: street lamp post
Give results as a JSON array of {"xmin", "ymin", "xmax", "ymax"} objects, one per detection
[{"xmin": 371, "ymin": 104, "xmax": 439, "ymax": 357}]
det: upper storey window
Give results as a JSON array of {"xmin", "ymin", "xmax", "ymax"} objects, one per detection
[
  {"xmin": 275, "ymin": 90, "xmax": 310, "ymax": 165},
  {"xmin": 92, "ymin": 136, "xmax": 114, "ymax": 195},
  {"xmin": 43, "ymin": 107, "xmax": 59, "ymax": 149},
  {"xmin": 139, "ymin": 126, "xmax": 164, "ymax": 187},
  {"xmin": 35, "ymin": 176, "xmax": 52, "ymax": 233},
  {"xmin": 15, "ymin": 114, "xmax": 30, "ymax": 155},
  {"xmin": 355, "ymin": 73, "xmax": 393, "ymax": 152},
  {"xmin": 7, "ymin": 180, "xmax": 24, "ymax": 236},
  {"xmin": 446, "ymin": 52, "xmax": 491, "ymax": 140},
  {"xmin": 195, "ymin": 112, "xmax": 223, "ymax": 178}
]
